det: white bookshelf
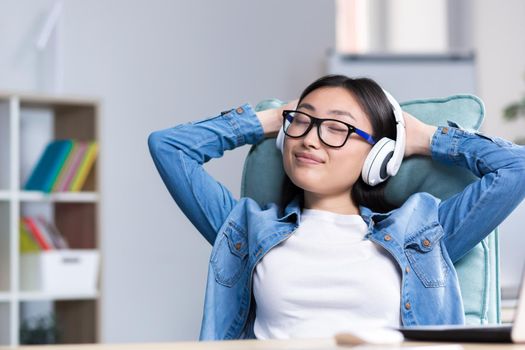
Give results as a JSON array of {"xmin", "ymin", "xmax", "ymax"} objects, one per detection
[{"xmin": 0, "ymin": 92, "xmax": 101, "ymax": 346}]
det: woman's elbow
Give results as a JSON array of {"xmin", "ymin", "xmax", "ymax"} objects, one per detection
[
  {"xmin": 507, "ymin": 146, "xmax": 525, "ymax": 199},
  {"xmin": 148, "ymin": 129, "xmax": 169, "ymax": 162}
]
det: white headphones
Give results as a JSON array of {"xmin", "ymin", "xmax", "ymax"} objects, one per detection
[{"xmin": 275, "ymin": 89, "xmax": 405, "ymax": 187}]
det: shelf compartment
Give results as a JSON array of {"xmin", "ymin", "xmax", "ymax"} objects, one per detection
[
  {"xmin": 19, "ymin": 300, "xmax": 97, "ymax": 345},
  {"xmin": 20, "ymin": 201, "xmax": 98, "ymax": 250},
  {"xmin": 19, "ymin": 102, "xmax": 98, "ymax": 193}
]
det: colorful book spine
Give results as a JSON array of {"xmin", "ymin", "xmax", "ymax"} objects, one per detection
[
  {"xmin": 70, "ymin": 142, "xmax": 98, "ymax": 191},
  {"xmin": 52, "ymin": 142, "xmax": 78, "ymax": 192},
  {"xmin": 19, "ymin": 219, "xmax": 41, "ymax": 253},
  {"xmin": 24, "ymin": 139, "xmax": 98, "ymax": 193},
  {"xmin": 22, "ymin": 217, "xmax": 53, "ymax": 251},
  {"xmin": 42, "ymin": 140, "xmax": 74, "ymax": 193},
  {"xmin": 61, "ymin": 142, "xmax": 88, "ymax": 191},
  {"xmin": 24, "ymin": 140, "xmax": 70, "ymax": 191}
]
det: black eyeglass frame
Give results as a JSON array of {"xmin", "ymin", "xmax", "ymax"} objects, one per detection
[{"xmin": 282, "ymin": 110, "xmax": 377, "ymax": 148}]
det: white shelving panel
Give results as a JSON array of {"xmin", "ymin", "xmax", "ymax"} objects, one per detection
[
  {"xmin": 0, "ymin": 293, "xmax": 11, "ymax": 302},
  {"xmin": 18, "ymin": 291, "xmax": 100, "ymax": 302},
  {"xmin": 0, "ymin": 191, "xmax": 100, "ymax": 203}
]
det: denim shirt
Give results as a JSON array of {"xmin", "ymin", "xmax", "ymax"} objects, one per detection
[{"xmin": 148, "ymin": 104, "xmax": 525, "ymax": 340}]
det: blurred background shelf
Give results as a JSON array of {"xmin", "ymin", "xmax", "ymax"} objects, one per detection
[{"xmin": 0, "ymin": 92, "xmax": 100, "ymax": 346}]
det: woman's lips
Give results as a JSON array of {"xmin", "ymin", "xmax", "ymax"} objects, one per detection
[{"xmin": 295, "ymin": 152, "xmax": 324, "ymax": 164}]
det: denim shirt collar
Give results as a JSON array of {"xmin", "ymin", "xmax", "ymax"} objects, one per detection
[
  {"xmin": 279, "ymin": 197, "xmax": 393, "ymax": 231},
  {"xmin": 359, "ymin": 205, "xmax": 399, "ymax": 235},
  {"xmin": 278, "ymin": 196, "xmax": 302, "ymax": 223}
]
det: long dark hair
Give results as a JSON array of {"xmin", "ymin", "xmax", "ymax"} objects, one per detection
[{"xmin": 280, "ymin": 74, "xmax": 397, "ymax": 213}]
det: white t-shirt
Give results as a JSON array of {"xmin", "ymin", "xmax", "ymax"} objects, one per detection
[{"xmin": 253, "ymin": 208, "xmax": 401, "ymax": 339}]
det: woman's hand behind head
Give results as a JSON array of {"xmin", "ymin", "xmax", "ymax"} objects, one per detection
[
  {"xmin": 257, "ymin": 98, "xmax": 299, "ymax": 138},
  {"xmin": 402, "ymin": 111, "xmax": 437, "ymax": 157}
]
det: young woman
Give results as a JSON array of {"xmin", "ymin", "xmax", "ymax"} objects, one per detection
[{"xmin": 148, "ymin": 75, "xmax": 525, "ymax": 340}]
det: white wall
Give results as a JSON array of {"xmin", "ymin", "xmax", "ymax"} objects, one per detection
[
  {"xmin": 473, "ymin": 0, "xmax": 525, "ymax": 291},
  {"xmin": 387, "ymin": 0, "xmax": 448, "ymax": 53},
  {"xmin": 0, "ymin": 0, "xmax": 335, "ymax": 343}
]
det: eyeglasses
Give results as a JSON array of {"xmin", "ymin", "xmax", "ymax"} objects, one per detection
[{"xmin": 282, "ymin": 110, "xmax": 376, "ymax": 148}]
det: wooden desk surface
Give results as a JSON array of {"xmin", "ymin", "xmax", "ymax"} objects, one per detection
[{"xmin": 1, "ymin": 339, "xmax": 524, "ymax": 350}]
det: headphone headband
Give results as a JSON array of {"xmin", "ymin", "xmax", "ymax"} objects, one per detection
[{"xmin": 381, "ymin": 89, "xmax": 405, "ymax": 177}]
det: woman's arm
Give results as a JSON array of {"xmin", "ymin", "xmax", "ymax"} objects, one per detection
[
  {"xmin": 406, "ymin": 112, "xmax": 525, "ymax": 262},
  {"xmin": 148, "ymin": 104, "xmax": 264, "ymax": 245}
]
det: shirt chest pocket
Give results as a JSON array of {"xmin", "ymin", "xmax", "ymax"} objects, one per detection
[
  {"xmin": 404, "ymin": 223, "xmax": 449, "ymax": 288},
  {"xmin": 211, "ymin": 222, "xmax": 248, "ymax": 287}
]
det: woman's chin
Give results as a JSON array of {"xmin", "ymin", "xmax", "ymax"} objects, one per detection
[{"xmin": 289, "ymin": 174, "xmax": 326, "ymax": 192}]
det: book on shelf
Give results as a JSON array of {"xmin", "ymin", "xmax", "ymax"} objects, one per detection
[
  {"xmin": 37, "ymin": 216, "xmax": 69, "ymax": 249},
  {"xmin": 52, "ymin": 141, "xmax": 81, "ymax": 192},
  {"xmin": 24, "ymin": 140, "xmax": 73, "ymax": 192},
  {"xmin": 19, "ymin": 219, "xmax": 41, "ymax": 253},
  {"xmin": 71, "ymin": 142, "xmax": 98, "ymax": 191},
  {"xmin": 24, "ymin": 140, "xmax": 98, "ymax": 193},
  {"xmin": 20, "ymin": 216, "xmax": 69, "ymax": 252},
  {"xmin": 22, "ymin": 217, "xmax": 53, "ymax": 251}
]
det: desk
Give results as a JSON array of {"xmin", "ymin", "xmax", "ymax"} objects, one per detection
[{"xmin": 1, "ymin": 339, "xmax": 524, "ymax": 350}]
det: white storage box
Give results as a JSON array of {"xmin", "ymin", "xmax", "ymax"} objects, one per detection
[{"xmin": 20, "ymin": 250, "xmax": 100, "ymax": 294}]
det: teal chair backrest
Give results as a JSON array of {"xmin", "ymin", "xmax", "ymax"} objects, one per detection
[{"xmin": 241, "ymin": 95, "xmax": 500, "ymax": 325}]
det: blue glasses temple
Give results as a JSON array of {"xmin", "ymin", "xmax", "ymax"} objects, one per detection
[{"xmin": 354, "ymin": 128, "xmax": 376, "ymax": 145}]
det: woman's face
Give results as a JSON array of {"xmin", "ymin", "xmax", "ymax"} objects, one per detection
[{"xmin": 283, "ymin": 86, "xmax": 375, "ymax": 198}]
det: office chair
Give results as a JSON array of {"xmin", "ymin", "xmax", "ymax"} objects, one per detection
[{"xmin": 241, "ymin": 95, "xmax": 500, "ymax": 325}]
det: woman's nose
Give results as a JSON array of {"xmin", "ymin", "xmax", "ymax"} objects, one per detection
[{"xmin": 302, "ymin": 124, "xmax": 321, "ymax": 148}]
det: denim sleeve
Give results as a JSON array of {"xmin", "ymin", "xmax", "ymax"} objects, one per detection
[
  {"xmin": 431, "ymin": 122, "xmax": 525, "ymax": 262},
  {"xmin": 148, "ymin": 104, "xmax": 264, "ymax": 245}
]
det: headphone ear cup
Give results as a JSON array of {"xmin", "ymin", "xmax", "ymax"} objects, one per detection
[
  {"xmin": 276, "ymin": 117, "xmax": 291, "ymax": 153},
  {"xmin": 276, "ymin": 127, "xmax": 285, "ymax": 153},
  {"xmin": 361, "ymin": 138, "xmax": 395, "ymax": 186}
]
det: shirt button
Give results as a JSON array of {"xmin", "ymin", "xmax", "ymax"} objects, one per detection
[
  {"xmin": 236, "ymin": 107, "xmax": 245, "ymax": 114},
  {"xmin": 442, "ymin": 127, "xmax": 449, "ymax": 134},
  {"xmin": 422, "ymin": 239, "xmax": 431, "ymax": 247},
  {"xmin": 384, "ymin": 234, "xmax": 392, "ymax": 241},
  {"xmin": 235, "ymin": 243, "xmax": 242, "ymax": 251},
  {"xmin": 405, "ymin": 302, "xmax": 411, "ymax": 310},
  {"xmin": 405, "ymin": 266, "xmax": 410, "ymax": 273}
]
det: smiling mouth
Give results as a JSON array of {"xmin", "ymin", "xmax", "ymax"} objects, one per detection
[{"xmin": 295, "ymin": 154, "xmax": 324, "ymax": 165}]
